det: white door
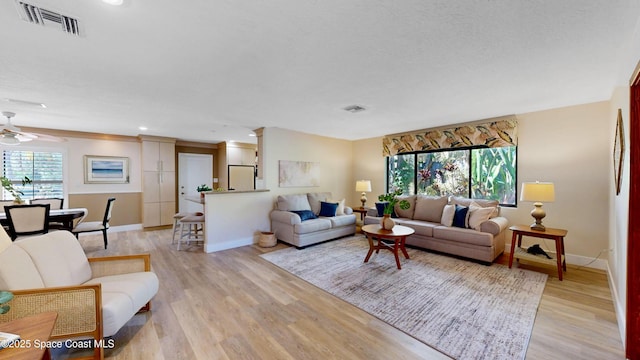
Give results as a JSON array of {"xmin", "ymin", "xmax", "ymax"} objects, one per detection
[{"xmin": 178, "ymin": 153, "xmax": 213, "ymax": 214}]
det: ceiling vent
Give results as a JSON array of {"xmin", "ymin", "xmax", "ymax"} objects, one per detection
[
  {"xmin": 15, "ymin": 1, "xmax": 81, "ymax": 36},
  {"xmin": 343, "ymin": 105, "xmax": 367, "ymax": 113}
]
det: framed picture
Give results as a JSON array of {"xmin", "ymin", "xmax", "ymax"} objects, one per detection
[
  {"xmin": 613, "ymin": 109, "xmax": 625, "ymax": 195},
  {"xmin": 84, "ymin": 155, "xmax": 130, "ymax": 184}
]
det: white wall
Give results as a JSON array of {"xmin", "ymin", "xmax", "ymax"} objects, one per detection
[
  {"xmin": 0, "ymin": 136, "xmax": 142, "ymax": 197},
  {"xmin": 609, "ymin": 86, "xmax": 632, "ymax": 344},
  {"xmin": 353, "ymin": 101, "xmax": 611, "ymax": 265},
  {"xmin": 65, "ymin": 138, "xmax": 142, "ymax": 194}
]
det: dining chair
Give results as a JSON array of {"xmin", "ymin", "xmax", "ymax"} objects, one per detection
[
  {"xmin": 30, "ymin": 198, "xmax": 64, "ymax": 209},
  {"xmin": 4, "ymin": 204, "xmax": 50, "ymax": 241},
  {"xmin": 30, "ymin": 198, "xmax": 65, "ymax": 229},
  {"xmin": 72, "ymin": 197, "xmax": 115, "ymax": 249}
]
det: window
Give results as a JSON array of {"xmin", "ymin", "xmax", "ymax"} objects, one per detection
[
  {"xmin": 387, "ymin": 146, "xmax": 517, "ymax": 205},
  {"xmin": 2, "ymin": 150, "xmax": 64, "ymax": 200}
]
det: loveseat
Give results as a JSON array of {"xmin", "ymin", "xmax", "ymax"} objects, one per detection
[
  {"xmin": 270, "ymin": 192, "xmax": 357, "ymax": 247},
  {"xmin": 364, "ymin": 195, "xmax": 508, "ymax": 263},
  {"xmin": 0, "ymin": 229, "xmax": 159, "ymax": 359}
]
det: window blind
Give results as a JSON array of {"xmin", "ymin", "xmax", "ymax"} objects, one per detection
[{"xmin": 2, "ymin": 150, "xmax": 63, "ymax": 200}]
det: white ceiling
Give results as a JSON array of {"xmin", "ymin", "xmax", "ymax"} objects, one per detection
[{"xmin": 0, "ymin": 0, "xmax": 639, "ymax": 144}]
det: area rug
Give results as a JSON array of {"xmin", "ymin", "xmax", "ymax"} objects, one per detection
[{"xmin": 261, "ymin": 236, "xmax": 547, "ymax": 360}]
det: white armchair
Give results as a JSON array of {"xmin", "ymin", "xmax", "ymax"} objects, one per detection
[{"xmin": 0, "ymin": 228, "xmax": 158, "ymax": 359}]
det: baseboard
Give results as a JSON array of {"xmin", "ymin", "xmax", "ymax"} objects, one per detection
[
  {"xmin": 76, "ymin": 223, "xmax": 143, "ymax": 237},
  {"xmin": 607, "ymin": 261, "xmax": 626, "ymax": 349},
  {"xmin": 205, "ymin": 236, "xmax": 254, "ymax": 253},
  {"xmin": 506, "ymin": 242, "xmax": 608, "ymax": 270}
]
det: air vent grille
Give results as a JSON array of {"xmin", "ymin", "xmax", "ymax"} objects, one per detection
[
  {"xmin": 15, "ymin": 1, "xmax": 81, "ymax": 36},
  {"xmin": 343, "ymin": 105, "xmax": 367, "ymax": 113}
]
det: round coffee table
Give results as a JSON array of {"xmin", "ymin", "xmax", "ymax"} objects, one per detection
[{"xmin": 361, "ymin": 224, "xmax": 415, "ymax": 269}]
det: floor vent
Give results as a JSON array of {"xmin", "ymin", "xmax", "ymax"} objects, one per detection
[{"xmin": 15, "ymin": 1, "xmax": 81, "ymax": 36}]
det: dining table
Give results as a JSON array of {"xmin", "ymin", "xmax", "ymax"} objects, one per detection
[{"xmin": 0, "ymin": 208, "xmax": 87, "ymax": 232}]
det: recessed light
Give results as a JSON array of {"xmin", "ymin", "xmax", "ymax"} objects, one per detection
[
  {"xmin": 138, "ymin": 126, "xmax": 147, "ymax": 131},
  {"xmin": 249, "ymin": 133, "xmax": 256, "ymax": 137},
  {"xmin": 102, "ymin": 0, "xmax": 123, "ymax": 5}
]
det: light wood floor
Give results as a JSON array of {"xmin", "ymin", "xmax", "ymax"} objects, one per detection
[{"xmin": 65, "ymin": 229, "xmax": 623, "ymax": 359}]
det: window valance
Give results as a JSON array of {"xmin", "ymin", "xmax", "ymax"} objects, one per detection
[{"xmin": 382, "ymin": 115, "xmax": 518, "ymax": 157}]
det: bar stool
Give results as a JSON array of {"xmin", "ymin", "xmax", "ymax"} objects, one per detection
[
  {"xmin": 172, "ymin": 212, "xmax": 198, "ymax": 244},
  {"xmin": 177, "ymin": 214, "xmax": 205, "ymax": 250}
]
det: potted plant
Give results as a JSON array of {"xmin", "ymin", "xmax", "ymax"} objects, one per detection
[
  {"xmin": 0, "ymin": 176, "xmax": 31, "ymax": 204},
  {"xmin": 378, "ymin": 189, "xmax": 410, "ymax": 230},
  {"xmin": 197, "ymin": 184, "xmax": 212, "ymax": 198},
  {"xmin": 0, "ymin": 290, "xmax": 13, "ymax": 314}
]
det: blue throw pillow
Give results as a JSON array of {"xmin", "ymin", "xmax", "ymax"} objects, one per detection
[
  {"xmin": 375, "ymin": 202, "xmax": 397, "ymax": 218},
  {"xmin": 375, "ymin": 202, "xmax": 387, "ymax": 217},
  {"xmin": 319, "ymin": 201, "xmax": 339, "ymax": 217},
  {"xmin": 452, "ymin": 205, "xmax": 469, "ymax": 228},
  {"xmin": 292, "ymin": 210, "xmax": 317, "ymax": 221}
]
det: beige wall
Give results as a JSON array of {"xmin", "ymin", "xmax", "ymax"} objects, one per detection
[
  {"xmin": 69, "ymin": 192, "xmax": 141, "ymax": 226},
  {"xmin": 353, "ymin": 101, "xmax": 612, "ymax": 263},
  {"xmin": 263, "ymin": 127, "xmax": 354, "ymax": 205}
]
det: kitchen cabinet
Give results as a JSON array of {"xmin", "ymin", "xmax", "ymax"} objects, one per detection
[{"xmin": 141, "ymin": 137, "xmax": 176, "ymax": 227}]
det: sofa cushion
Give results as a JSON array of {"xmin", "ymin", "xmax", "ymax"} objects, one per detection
[
  {"xmin": 15, "ymin": 231, "xmax": 92, "ymax": 287},
  {"xmin": 441, "ymin": 204, "xmax": 455, "ymax": 227},
  {"xmin": 401, "ymin": 220, "xmax": 437, "ymax": 237},
  {"xmin": 375, "ymin": 202, "xmax": 397, "ymax": 217},
  {"xmin": 295, "ymin": 218, "xmax": 332, "ymax": 234},
  {"xmin": 307, "ymin": 192, "xmax": 332, "ymax": 214},
  {"xmin": 467, "ymin": 202, "xmax": 496, "ymax": 231},
  {"xmin": 394, "ymin": 195, "xmax": 416, "ymax": 219},
  {"xmin": 277, "ymin": 194, "xmax": 312, "ymax": 212},
  {"xmin": 329, "ymin": 214, "xmax": 356, "ymax": 228},
  {"xmin": 85, "ymin": 272, "xmax": 159, "ymax": 337},
  {"xmin": 328, "ymin": 198, "xmax": 346, "ymax": 215},
  {"xmin": 0, "ymin": 243, "xmax": 45, "ymax": 290},
  {"xmin": 413, "ymin": 195, "xmax": 448, "ymax": 222},
  {"xmin": 292, "ymin": 210, "xmax": 317, "ymax": 221},
  {"xmin": 450, "ymin": 196, "xmax": 500, "ymax": 218},
  {"xmin": 452, "ymin": 205, "xmax": 469, "ymax": 228},
  {"xmin": 433, "ymin": 225, "xmax": 494, "ymax": 247},
  {"xmin": 319, "ymin": 201, "xmax": 339, "ymax": 217}
]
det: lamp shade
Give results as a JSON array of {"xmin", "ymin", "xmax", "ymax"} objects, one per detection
[
  {"xmin": 355, "ymin": 180, "xmax": 371, "ymax": 192},
  {"xmin": 520, "ymin": 182, "xmax": 555, "ymax": 203}
]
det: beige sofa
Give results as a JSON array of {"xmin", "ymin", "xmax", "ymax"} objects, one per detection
[
  {"xmin": 364, "ymin": 196, "xmax": 508, "ymax": 263},
  {"xmin": 271, "ymin": 192, "xmax": 357, "ymax": 247},
  {"xmin": 0, "ymin": 229, "xmax": 159, "ymax": 359}
]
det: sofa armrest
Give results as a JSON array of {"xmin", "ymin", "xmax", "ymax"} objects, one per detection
[
  {"xmin": 480, "ymin": 216, "xmax": 509, "ymax": 236},
  {"xmin": 89, "ymin": 254, "xmax": 151, "ymax": 277},
  {"xmin": 343, "ymin": 206, "xmax": 353, "ymax": 215},
  {"xmin": 0, "ymin": 284, "xmax": 103, "ymax": 348},
  {"xmin": 270, "ymin": 210, "xmax": 302, "ymax": 225},
  {"xmin": 366, "ymin": 208, "xmax": 378, "ymax": 217}
]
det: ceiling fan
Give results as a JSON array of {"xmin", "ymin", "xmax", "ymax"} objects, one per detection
[{"xmin": 0, "ymin": 111, "xmax": 65, "ymax": 145}]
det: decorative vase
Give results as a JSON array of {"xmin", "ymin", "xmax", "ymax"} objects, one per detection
[{"xmin": 380, "ymin": 214, "xmax": 395, "ymax": 230}]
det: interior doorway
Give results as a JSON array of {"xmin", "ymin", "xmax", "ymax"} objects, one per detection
[{"xmin": 178, "ymin": 153, "xmax": 213, "ymax": 214}]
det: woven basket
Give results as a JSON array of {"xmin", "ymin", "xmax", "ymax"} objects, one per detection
[{"xmin": 258, "ymin": 231, "xmax": 277, "ymax": 247}]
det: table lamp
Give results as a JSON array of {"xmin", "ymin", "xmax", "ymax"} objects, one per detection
[
  {"xmin": 520, "ymin": 181, "xmax": 555, "ymax": 231},
  {"xmin": 355, "ymin": 180, "xmax": 372, "ymax": 208}
]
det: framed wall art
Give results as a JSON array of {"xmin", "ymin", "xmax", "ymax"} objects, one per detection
[
  {"xmin": 613, "ymin": 108, "xmax": 625, "ymax": 195},
  {"xmin": 84, "ymin": 155, "xmax": 130, "ymax": 184},
  {"xmin": 278, "ymin": 160, "xmax": 320, "ymax": 187}
]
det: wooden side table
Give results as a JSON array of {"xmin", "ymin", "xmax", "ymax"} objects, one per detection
[
  {"xmin": 508, "ymin": 224, "xmax": 568, "ymax": 280},
  {"xmin": 352, "ymin": 207, "xmax": 368, "ymax": 222},
  {"xmin": 0, "ymin": 311, "xmax": 58, "ymax": 360},
  {"xmin": 362, "ymin": 224, "xmax": 415, "ymax": 269}
]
